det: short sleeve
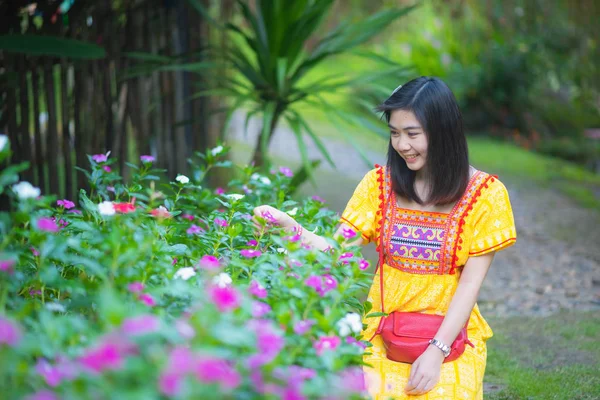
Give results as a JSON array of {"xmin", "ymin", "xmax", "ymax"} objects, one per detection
[
  {"xmin": 468, "ymin": 178, "xmax": 517, "ymax": 256},
  {"xmin": 340, "ymin": 169, "xmax": 379, "ymax": 244}
]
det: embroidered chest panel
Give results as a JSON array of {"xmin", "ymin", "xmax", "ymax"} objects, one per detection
[{"xmin": 380, "ymin": 169, "xmax": 491, "ymax": 275}]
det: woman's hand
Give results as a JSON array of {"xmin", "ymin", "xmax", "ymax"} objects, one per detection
[
  {"xmin": 252, "ymin": 205, "xmax": 297, "ymax": 231},
  {"xmin": 404, "ymin": 346, "xmax": 444, "ymax": 396}
]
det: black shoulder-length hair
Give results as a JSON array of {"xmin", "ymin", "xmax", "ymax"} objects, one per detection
[{"xmin": 376, "ymin": 76, "xmax": 470, "ymax": 205}]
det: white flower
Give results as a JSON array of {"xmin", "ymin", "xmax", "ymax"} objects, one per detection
[
  {"xmin": 45, "ymin": 302, "xmax": 66, "ymax": 313},
  {"xmin": 226, "ymin": 193, "xmax": 244, "ymax": 201},
  {"xmin": 98, "ymin": 201, "xmax": 115, "ymax": 216},
  {"xmin": 175, "ymin": 174, "xmax": 190, "ymax": 184},
  {"xmin": 211, "ymin": 145, "xmax": 224, "ymax": 156},
  {"xmin": 174, "ymin": 267, "xmax": 196, "ymax": 281},
  {"xmin": 212, "ymin": 272, "xmax": 232, "ymax": 288},
  {"xmin": 336, "ymin": 312, "xmax": 363, "ymax": 337},
  {"xmin": 260, "ymin": 177, "xmax": 271, "ymax": 185},
  {"xmin": 0, "ymin": 134, "xmax": 8, "ymax": 152},
  {"xmin": 286, "ymin": 207, "xmax": 298, "ymax": 216},
  {"xmin": 12, "ymin": 181, "xmax": 41, "ymax": 199},
  {"xmin": 251, "ymin": 173, "xmax": 271, "ymax": 185},
  {"xmin": 276, "ymin": 248, "xmax": 288, "ymax": 254}
]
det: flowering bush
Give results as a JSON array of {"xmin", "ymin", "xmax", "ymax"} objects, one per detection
[{"xmin": 0, "ymin": 137, "xmax": 373, "ymax": 399}]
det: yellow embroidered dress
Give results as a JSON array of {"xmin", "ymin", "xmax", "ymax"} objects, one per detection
[{"xmin": 340, "ymin": 167, "xmax": 517, "ymax": 400}]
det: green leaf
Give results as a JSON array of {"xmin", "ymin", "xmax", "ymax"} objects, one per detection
[
  {"xmin": 365, "ymin": 312, "xmax": 388, "ymax": 318},
  {"xmin": 0, "ymin": 35, "xmax": 106, "ymax": 59}
]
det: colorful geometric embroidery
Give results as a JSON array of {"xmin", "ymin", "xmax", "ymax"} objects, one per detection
[{"xmin": 380, "ymin": 168, "xmax": 491, "ymax": 275}]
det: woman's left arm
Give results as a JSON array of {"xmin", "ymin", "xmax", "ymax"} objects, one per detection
[{"xmin": 405, "ymin": 252, "xmax": 496, "ymax": 395}]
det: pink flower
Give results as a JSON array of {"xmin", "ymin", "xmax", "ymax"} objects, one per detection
[
  {"xmin": 127, "ymin": 282, "xmax": 144, "ymax": 293},
  {"xmin": 175, "ymin": 319, "xmax": 196, "ymax": 339},
  {"xmin": 30, "ymin": 289, "xmax": 42, "ymax": 296},
  {"xmin": 181, "ymin": 213, "xmax": 195, "ymax": 221},
  {"xmin": 122, "ymin": 315, "xmax": 160, "ymax": 336},
  {"xmin": 359, "ymin": 259, "xmax": 370, "ymax": 270},
  {"xmin": 322, "ymin": 274, "xmax": 338, "ymax": 290},
  {"xmin": 304, "ymin": 275, "xmax": 322, "ymax": 292},
  {"xmin": 37, "ymin": 217, "xmax": 59, "ymax": 233},
  {"xmin": 256, "ymin": 327, "xmax": 285, "ymax": 361},
  {"xmin": 248, "ymin": 280, "xmax": 268, "ymax": 298},
  {"xmin": 0, "ymin": 259, "xmax": 15, "ymax": 274},
  {"xmin": 311, "ymin": 195, "xmax": 325, "ymax": 203},
  {"xmin": 172, "ymin": 257, "xmax": 178, "ymax": 266},
  {"xmin": 140, "ymin": 155, "xmax": 155, "ymax": 163},
  {"xmin": 342, "ymin": 227, "xmax": 357, "ymax": 239},
  {"xmin": 187, "ymin": 224, "xmax": 204, "ymax": 235},
  {"xmin": 92, "ymin": 154, "xmax": 108, "ymax": 163},
  {"xmin": 79, "ymin": 342, "xmax": 124, "ymax": 373},
  {"xmin": 210, "ymin": 286, "xmax": 240, "ymax": 312},
  {"xmin": 35, "ymin": 359, "xmax": 62, "ymax": 387},
  {"xmin": 0, "ymin": 317, "xmax": 21, "ymax": 347},
  {"xmin": 246, "ymin": 239, "xmax": 258, "ymax": 246},
  {"xmin": 293, "ymin": 320, "xmax": 315, "ymax": 335},
  {"xmin": 164, "ymin": 346, "xmax": 196, "ymax": 375},
  {"xmin": 150, "ymin": 206, "xmax": 171, "ymax": 218},
  {"xmin": 240, "ymin": 249, "xmax": 262, "ymax": 258},
  {"xmin": 198, "ymin": 255, "xmax": 220, "ymax": 270},
  {"xmin": 214, "ymin": 218, "xmax": 228, "ymax": 228},
  {"xmin": 158, "ymin": 372, "xmax": 181, "ymax": 397},
  {"xmin": 139, "ymin": 293, "xmax": 156, "ymax": 307},
  {"xmin": 31, "ymin": 247, "xmax": 40, "ymax": 257},
  {"xmin": 279, "ymin": 166, "xmax": 293, "ymax": 177},
  {"xmin": 25, "ymin": 390, "xmax": 58, "ymax": 400},
  {"xmin": 103, "ymin": 165, "xmax": 111, "ymax": 173},
  {"xmin": 260, "ymin": 210, "xmax": 278, "ymax": 224},
  {"xmin": 314, "ymin": 336, "xmax": 341, "ymax": 356},
  {"xmin": 346, "ymin": 336, "xmax": 367, "ymax": 349},
  {"xmin": 106, "ymin": 186, "xmax": 116, "ymax": 193},
  {"xmin": 337, "ymin": 367, "xmax": 367, "ymax": 394},
  {"xmin": 195, "ymin": 357, "xmax": 241, "ymax": 390},
  {"xmin": 215, "ymin": 187, "xmax": 225, "ymax": 195},
  {"xmin": 57, "ymin": 199, "xmax": 75, "ymax": 209},
  {"xmin": 339, "ymin": 252, "xmax": 353, "ymax": 264},
  {"xmin": 252, "ymin": 302, "xmax": 271, "ymax": 318},
  {"xmin": 113, "ymin": 200, "xmax": 136, "ymax": 213}
]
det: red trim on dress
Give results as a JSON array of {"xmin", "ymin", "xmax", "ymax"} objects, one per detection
[{"xmin": 469, "ymin": 237, "xmax": 516, "ymax": 256}]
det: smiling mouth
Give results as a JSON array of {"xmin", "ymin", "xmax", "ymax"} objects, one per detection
[{"xmin": 403, "ymin": 154, "xmax": 419, "ymax": 160}]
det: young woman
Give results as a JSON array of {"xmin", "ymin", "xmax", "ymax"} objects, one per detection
[{"xmin": 254, "ymin": 77, "xmax": 517, "ymax": 399}]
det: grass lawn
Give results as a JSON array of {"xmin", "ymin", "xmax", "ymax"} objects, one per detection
[{"xmin": 485, "ymin": 312, "xmax": 600, "ymax": 399}]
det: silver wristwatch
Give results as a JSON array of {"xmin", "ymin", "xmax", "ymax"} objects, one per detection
[{"xmin": 429, "ymin": 338, "xmax": 451, "ymax": 357}]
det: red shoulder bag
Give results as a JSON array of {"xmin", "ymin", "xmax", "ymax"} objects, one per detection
[{"xmin": 369, "ymin": 166, "xmax": 474, "ymax": 364}]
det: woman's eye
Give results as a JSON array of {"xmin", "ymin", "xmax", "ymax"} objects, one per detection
[
  {"xmin": 408, "ymin": 132, "xmax": 419, "ymax": 137},
  {"xmin": 390, "ymin": 131, "xmax": 399, "ymax": 136}
]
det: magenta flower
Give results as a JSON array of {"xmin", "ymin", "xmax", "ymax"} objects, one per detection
[
  {"xmin": 127, "ymin": 282, "xmax": 144, "ymax": 293},
  {"xmin": 240, "ymin": 249, "xmax": 262, "ymax": 258},
  {"xmin": 215, "ymin": 187, "xmax": 225, "ymax": 195},
  {"xmin": 165, "ymin": 346, "xmax": 196, "ymax": 375},
  {"xmin": 158, "ymin": 372, "xmax": 181, "ymax": 397},
  {"xmin": 35, "ymin": 359, "xmax": 62, "ymax": 387},
  {"xmin": 175, "ymin": 319, "xmax": 196, "ymax": 339},
  {"xmin": 31, "ymin": 247, "xmax": 40, "ymax": 257},
  {"xmin": 57, "ymin": 199, "xmax": 75, "ymax": 209},
  {"xmin": 252, "ymin": 302, "xmax": 271, "ymax": 318},
  {"xmin": 30, "ymin": 289, "xmax": 42, "ymax": 296},
  {"xmin": 92, "ymin": 153, "xmax": 108, "ymax": 163},
  {"xmin": 187, "ymin": 224, "xmax": 204, "ymax": 235},
  {"xmin": 339, "ymin": 252, "xmax": 354, "ymax": 265},
  {"xmin": 37, "ymin": 217, "xmax": 59, "ymax": 233},
  {"xmin": 139, "ymin": 293, "xmax": 156, "ymax": 307},
  {"xmin": 346, "ymin": 336, "xmax": 368, "ymax": 349},
  {"xmin": 248, "ymin": 280, "xmax": 268, "ymax": 298},
  {"xmin": 337, "ymin": 367, "xmax": 367, "ymax": 393},
  {"xmin": 172, "ymin": 257, "xmax": 178, "ymax": 266},
  {"xmin": 279, "ymin": 166, "xmax": 293, "ymax": 178},
  {"xmin": 260, "ymin": 210, "xmax": 278, "ymax": 224},
  {"xmin": 210, "ymin": 286, "xmax": 240, "ymax": 312},
  {"xmin": 214, "ymin": 218, "xmax": 228, "ymax": 228},
  {"xmin": 359, "ymin": 259, "xmax": 370, "ymax": 270},
  {"xmin": 246, "ymin": 239, "xmax": 258, "ymax": 246},
  {"xmin": 195, "ymin": 357, "xmax": 241, "ymax": 390},
  {"xmin": 198, "ymin": 255, "xmax": 220, "ymax": 270},
  {"xmin": 293, "ymin": 320, "xmax": 315, "ymax": 335},
  {"xmin": 79, "ymin": 342, "xmax": 124, "ymax": 373},
  {"xmin": 0, "ymin": 317, "xmax": 21, "ymax": 347},
  {"xmin": 304, "ymin": 275, "xmax": 322, "ymax": 292},
  {"xmin": 342, "ymin": 227, "xmax": 357, "ymax": 239},
  {"xmin": 322, "ymin": 274, "xmax": 338, "ymax": 290},
  {"xmin": 106, "ymin": 186, "xmax": 116, "ymax": 193},
  {"xmin": 103, "ymin": 165, "xmax": 111, "ymax": 173},
  {"xmin": 256, "ymin": 327, "xmax": 285, "ymax": 361},
  {"xmin": 122, "ymin": 315, "xmax": 160, "ymax": 336},
  {"xmin": 140, "ymin": 155, "xmax": 155, "ymax": 163},
  {"xmin": 314, "ymin": 336, "xmax": 341, "ymax": 356},
  {"xmin": 25, "ymin": 390, "xmax": 58, "ymax": 400},
  {"xmin": 311, "ymin": 195, "xmax": 325, "ymax": 203},
  {"xmin": 181, "ymin": 213, "xmax": 195, "ymax": 221},
  {"xmin": 0, "ymin": 259, "xmax": 15, "ymax": 274}
]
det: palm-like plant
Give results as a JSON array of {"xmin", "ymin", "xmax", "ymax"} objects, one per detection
[{"xmin": 135, "ymin": 0, "xmax": 415, "ymax": 175}]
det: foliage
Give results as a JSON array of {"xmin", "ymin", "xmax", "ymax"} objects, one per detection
[
  {"xmin": 0, "ymin": 34, "xmax": 106, "ymax": 59},
  {"xmin": 0, "ymin": 136, "xmax": 373, "ymax": 399},
  {"xmin": 127, "ymin": 0, "xmax": 414, "ymax": 175}
]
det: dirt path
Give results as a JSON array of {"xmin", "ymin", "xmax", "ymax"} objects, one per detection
[{"xmin": 230, "ymin": 113, "xmax": 600, "ymax": 317}]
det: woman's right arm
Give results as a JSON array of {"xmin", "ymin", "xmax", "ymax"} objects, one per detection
[{"xmin": 252, "ymin": 205, "xmax": 363, "ymax": 251}]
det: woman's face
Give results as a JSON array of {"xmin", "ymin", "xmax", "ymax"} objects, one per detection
[{"xmin": 389, "ymin": 109, "xmax": 428, "ymax": 173}]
